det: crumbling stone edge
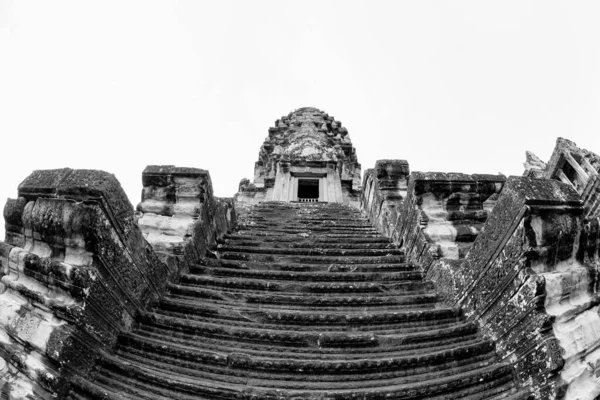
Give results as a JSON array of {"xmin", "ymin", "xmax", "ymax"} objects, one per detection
[
  {"xmin": 361, "ymin": 160, "xmax": 600, "ymax": 399},
  {"xmin": 0, "ymin": 167, "xmax": 236, "ymax": 398}
]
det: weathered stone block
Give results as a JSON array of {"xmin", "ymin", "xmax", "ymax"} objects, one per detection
[{"xmin": 137, "ymin": 165, "xmax": 236, "ymax": 278}]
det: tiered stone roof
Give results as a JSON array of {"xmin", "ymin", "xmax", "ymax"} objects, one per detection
[{"xmin": 253, "ymin": 107, "xmax": 361, "ymax": 190}]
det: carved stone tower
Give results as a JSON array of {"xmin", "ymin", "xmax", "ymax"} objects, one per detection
[{"xmin": 235, "ymin": 107, "xmax": 361, "ymax": 206}]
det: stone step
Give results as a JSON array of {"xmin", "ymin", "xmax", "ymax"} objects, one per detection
[
  {"xmin": 200, "ymin": 257, "xmax": 417, "ymax": 273},
  {"xmin": 177, "ymin": 274, "xmax": 431, "ymax": 295},
  {"xmin": 236, "ymin": 224, "xmax": 378, "ymax": 232},
  {"xmin": 248, "ymin": 205, "xmax": 361, "ymax": 211},
  {"xmin": 239, "ymin": 223, "xmax": 376, "ymax": 231},
  {"xmin": 190, "ymin": 264, "xmax": 429, "ymax": 284},
  {"xmin": 110, "ymin": 349, "xmax": 497, "ymax": 392},
  {"xmin": 233, "ymin": 230, "xmax": 388, "ymax": 238},
  {"xmin": 247, "ymin": 211, "xmax": 363, "ymax": 217},
  {"xmin": 243, "ymin": 217, "xmax": 371, "ymax": 224},
  {"xmin": 215, "ymin": 245, "xmax": 403, "ymax": 257},
  {"xmin": 91, "ymin": 366, "xmax": 232, "ymax": 400},
  {"xmin": 240, "ymin": 223, "xmax": 376, "ymax": 230},
  {"xmin": 112, "ymin": 335, "xmax": 498, "ymax": 382},
  {"xmin": 167, "ymin": 283, "xmax": 438, "ymax": 308},
  {"xmin": 66, "ymin": 393, "xmax": 89, "ymax": 400},
  {"xmin": 233, "ymin": 230, "xmax": 383, "ymax": 238},
  {"xmin": 153, "ymin": 297, "xmax": 464, "ymax": 330},
  {"xmin": 219, "ymin": 239, "xmax": 396, "ymax": 249},
  {"xmin": 244, "ymin": 215, "xmax": 367, "ymax": 222},
  {"xmin": 159, "ymin": 292, "xmax": 452, "ymax": 318},
  {"xmin": 412, "ymin": 380, "xmax": 524, "ymax": 400},
  {"xmin": 132, "ymin": 324, "xmax": 483, "ymax": 358},
  {"xmin": 244, "ymin": 216, "xmax": 368, "ymax": 223},
  {"xmin": 248, "ymin": 202, "xmax": 357, "ymax": 208},
  {"xmin": 485, "ymin": 388, "xmax": 534, "ymax": 400},
  {"xmin": 243, "ymin": 208, "xmax": 362, "ymax": 215},
  {"xmin": 137, "ymin": 309, "xmax": 472, "ymax": 346},
  {"xmin": 90, "ymin": 354, "xmax": 517, "ymax": 400},
  {"xmin": 237, "ymin": 225, "xmax": 380, "ymax": 233},
  {"xmin": 66, "ymin": 378, "xmax": 129, "ymax": 400},
  {"xmin": 216, "ymin": 252, "xmax": 406, "ymax": 265},
  {"xmin": 223, "ymin": 233, "xmax": 391, "ymax": 244}
]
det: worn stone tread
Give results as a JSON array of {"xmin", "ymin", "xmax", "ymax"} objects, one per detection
[
  {"xmin": 92, "ymin": 355, "xmax": 517, "ymax": 399},
  {"xmin": 200, "ymin": 258, "xmax": 416, "ymax": 272},
  {"xmin": 126, "ymin": 328, "xmax": 485, "ymax": 358},
  {"xmin": 190, "ymin": 264, "xmax": 429, "ymax": 283},
  {"xmin": 215, "ymin": 245, "xmax": 404, "ymax": 256}
]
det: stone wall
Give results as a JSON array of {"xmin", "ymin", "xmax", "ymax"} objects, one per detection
[
  {"xmin": 0, "ymin": 167, "xmax": 235, "ymax": 398},
  {"xmin": 361, "ymin": 160, "xmax": 600, "ymax": 399},
  {"xmin": 405, "ymin": 172, "xmax": 505, "ymax": 260},
  {"xmin": 362, "ymin": 166, "xmax": 507, "ymax": 306},
  {"xmin": 361, "ymin": 160, "xmax": 505, "ymax": 262},
  {"xmin": 136, "ymin": 165, "xmax": 236, "ymax": 276}
]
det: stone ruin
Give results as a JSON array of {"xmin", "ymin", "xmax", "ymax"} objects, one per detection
[{"xmin": 0, "ymin": 107, "xmax": 599, "ymax": 400}]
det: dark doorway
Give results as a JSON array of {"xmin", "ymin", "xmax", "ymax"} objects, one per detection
[{"xmin": 298, "ymin": 179, "xmax": 319, "ymax": 200}]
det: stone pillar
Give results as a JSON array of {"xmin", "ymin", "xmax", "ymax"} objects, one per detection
[
  {"xmin": 318, "ymin": 178, "xmax": 326, "ymax": 202},
  {"xmin": 272, "ymin": 168, "xmax": 285, "ymax": 201},
  {"xmin": 326, "ymin": 171, "xmax": 334, "ymax": 201},
  {"xmin": 290, "ymin": 177, "xmax": 298, "ymax": 202}
]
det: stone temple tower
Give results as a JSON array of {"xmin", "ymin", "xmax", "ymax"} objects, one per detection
[{"xmin": 235, "ymin": 107, "xmax": 361, "ymax": 206}]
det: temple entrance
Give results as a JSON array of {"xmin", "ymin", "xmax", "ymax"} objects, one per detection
[
  {"xmin": 297, "ymin": 179, "xmax": 319, "ymax": 202},
  {"xmin": 280, "ymin": 173, "xmax": 331, "ymax": 203}
]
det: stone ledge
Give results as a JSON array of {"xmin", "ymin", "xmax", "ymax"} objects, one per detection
[
  {"xmin": 142, "ymin": 165, "xmax": 209, "ymax": 187},
  {"xmin": 509, "ymin": 176, "xmax": 582, "ymax": 207},
  {"xmin": 18, "ymin": 168, "xmax": 135, "ymax": 235},
  {"xmin": 411, "ymin": 171, "xmax": 506, "ymax": 182}
]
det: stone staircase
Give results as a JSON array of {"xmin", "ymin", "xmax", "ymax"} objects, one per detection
[{"xmin": 69, "ymin": 202, "xmax": 531, "ymax": 400}]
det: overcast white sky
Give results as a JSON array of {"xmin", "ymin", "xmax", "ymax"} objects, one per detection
[{"xmin": 1, "ymin": 1, "xmax": 599, "ymax": 236}]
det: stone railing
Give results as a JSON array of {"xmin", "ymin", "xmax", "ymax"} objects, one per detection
[
  {"xmin": 361, "ymin": 160, "xmax": 600, "ymax": 398},
  {"xmin": 0, "ymin": 167, "xmax": 235, "ymax": 399},
  {"xmin": 446, "ymin": 177, "xmax": 586, "ymax": 398}
]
